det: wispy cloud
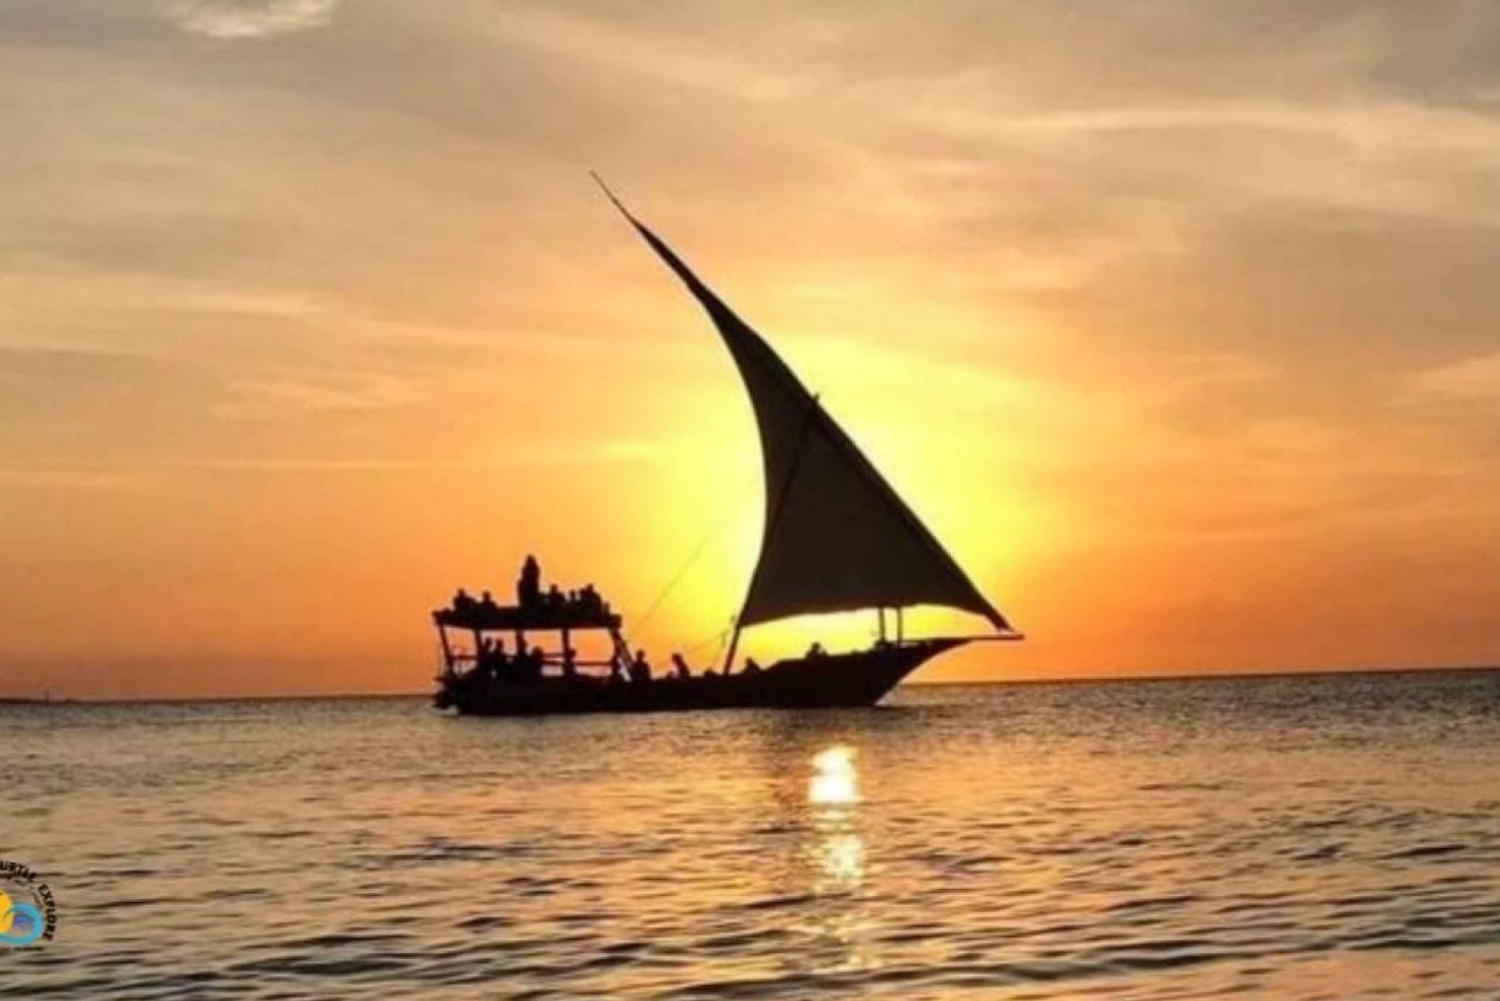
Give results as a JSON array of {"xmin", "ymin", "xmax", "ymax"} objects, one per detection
[
  {"xmin": 161, "ymin": 0, "xmax": 339, "ymax": 40},
  {"xmin": 486, "ymin": 4, "xmax": 812, "ymax": 103},
  {"xmin": 1406, "ymin": 352, "xmax": 1500, "ymax": 401},
  {"xmin": 215, "ymin": 371, "xmax": 426, "ymax": 419},
  {"xmin": 0, "ymin": 444, "xmax": 662, "ymax": 480},
  {"xmin": 0, "ymin": 467, "xmax": 156, "ymax": 491}
]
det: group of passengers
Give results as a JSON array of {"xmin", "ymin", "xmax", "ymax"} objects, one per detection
[
  {"xmin": 607, "ymin": 650, "xmax": 765, "ymax": 685},
  {"xmin": 453, "ymin": 556, "xmax": 837, "ymax": 687},
  {"xmin": 471, "ymin": 637, "xmax": 566, "ymax": 684},
  {"xmin": 449, "ymin": 556, "xmax": 611, "ymax": 620},
  {"xmin": 516, "ymin": 555, "xmax": 610, "ymax": 618},
  {"xmin": 469, "ymin": 642, "xmax": 779, "ymax": 687}
]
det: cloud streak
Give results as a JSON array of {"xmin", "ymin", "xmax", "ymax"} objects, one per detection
[
  {"xmin": 162, "ymin": 0, "xmax": 338, "ymax": 40},
  {"xmin": 1406, "ymin": 352, "xmax": 1500, "ymax": 400}
]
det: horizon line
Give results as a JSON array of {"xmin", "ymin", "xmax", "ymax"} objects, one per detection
[{"xmin": 4, "ymin": 661, "xmax": 1497, "ymax": 705}]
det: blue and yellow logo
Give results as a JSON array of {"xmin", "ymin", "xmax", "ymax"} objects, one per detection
[
  {"xmin": 0, "ymin": 888, "xmax": 45, "ymax": 947},
  {"xmin": 0, "ymin": 862, "xmax": 56, "ymax": 947}
]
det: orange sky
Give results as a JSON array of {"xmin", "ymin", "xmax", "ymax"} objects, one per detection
[{"xmin": 3, "ymin": 2, "xmax": 1499, "ymax": 698}]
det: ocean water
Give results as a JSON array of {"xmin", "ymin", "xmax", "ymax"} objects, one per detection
[{"xmin": 4, "ymin": 671, "xmax": 1500, "ymax": 999}]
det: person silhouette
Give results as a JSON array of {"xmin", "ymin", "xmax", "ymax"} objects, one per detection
[
  {"xmin": 475, "ymin": 637, "xmax": 496, "ymax": 680},
  {"xmin": 671, "ymin": 653, "xmax": 691, "ymax": 680},
  {"xmin": 629, "ymin": 649, "xmax": 652, "ymax": 684},
  {"xmin": 518, "ymin": 555, "xmax": 541, "ymax": 608}
]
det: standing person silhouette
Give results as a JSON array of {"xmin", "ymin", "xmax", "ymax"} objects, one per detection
[{"xmin": 517, "ymin": 555, "xmax": 541, "ymax": 608}]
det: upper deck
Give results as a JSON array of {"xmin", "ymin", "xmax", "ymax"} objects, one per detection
[{"xmin": 433, "ymin": 602, "xmax": 622, "ymax": 633}]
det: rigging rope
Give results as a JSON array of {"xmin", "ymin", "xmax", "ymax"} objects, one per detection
[
  {"xmin": 681, "ymin": 621, "xmax": 733, "ymax": 662},
  {"xmin": 630, "ymin": 496, "xmax": 754, "ymax": 647}
]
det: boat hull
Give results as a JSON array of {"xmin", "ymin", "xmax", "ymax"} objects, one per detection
[{"xmin": 438, "ymin": 640, "xmax": 964, "ymax": 717}]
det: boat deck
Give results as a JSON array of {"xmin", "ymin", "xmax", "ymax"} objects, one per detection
[
  {"xmin": 436, "ymin": 640, "xmax": 963, "ymax": 716},
  {"xmin": 434, "ymin": 604, "xmax": 622, "ymax": 632}
]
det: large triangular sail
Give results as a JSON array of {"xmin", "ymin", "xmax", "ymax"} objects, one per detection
[{"xmin": 598, "ymin": 179, "xmax": 1015, "ymax": 634}]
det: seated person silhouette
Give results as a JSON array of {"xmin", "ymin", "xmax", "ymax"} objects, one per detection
[
  {"xmin": 806, "ymin": 641, "xmax": 827, "ymax": 660},
  {"xmin": 629, "ymin": 649, "xmax": 653, "ymax": 684},
  {"xmin": 452, "ymin": 588, "xmax": 475, "ymax": 612},
  {"xmin": 546, "ymin": 585, "xmax": 566, "ymax": 612},
  {"xmin": 579, "ymin": 584, "xmax": 603, "ymax": 616},
  {"xmin": 743, "ymin": 657, "xmax": 763, "ymax": 674},
  {"xmin": 474, "ymin": 637, "xmax": 497, "ymax": 681},
  {"xmin": 501, "ymin": 641, "xmax": 519, "ymax": 681},
  {"xmin": 670, "ymin": 653, "xmax": 692, "ymax": 680},
  {"xmin": 479, "ymin": 590, "xmax": 498, "ymax": 610}
]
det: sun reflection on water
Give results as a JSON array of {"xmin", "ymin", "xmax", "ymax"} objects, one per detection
[
  {"xmin": 814, "ymin": 832, "xmax": 866, "ymax": 890},
  {"xmin": 807, "ymin": 745, "xmax": 867, "ymax": 892},
  {"xmin": 800, "ymin": 744, "xmax": 871, "ymax": 971},
  {"xmin": 809, "ymin": 745, "xmax": 860, "ymax": 807}
]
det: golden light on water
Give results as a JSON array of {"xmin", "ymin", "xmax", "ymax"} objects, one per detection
[
  {"xmin": 809, "ymin": 745, "xmax": 860, "ymax": 806},
  {"xmin": 816, "ymin": 833, "xmax": 866, "ymax": 890},
  {"xmin": 805, "ymin": 744, "xmax": 868, "ymax": 949}
]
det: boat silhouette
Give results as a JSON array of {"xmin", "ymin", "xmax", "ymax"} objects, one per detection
[{"xmin": 432, "ymin": 180, "xmax": 1021, "ymax": 716}]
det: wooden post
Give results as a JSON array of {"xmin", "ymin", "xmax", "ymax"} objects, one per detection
[
  {"xmin": 437, "ymin": 624, "xmax": 454, "ymax": 675},
  {"xmin": 723, "ymin": 619, "xmax": 744, "ymax": 676},
  {"xmin": 896, "ymin": 606, "xmax": 904, "ymax": 645},
  {"xmin": 610, "ymin": 628, "xmax": 631, "ymax": 676},
  {"xmin": 878, "ymin": 607, "xmax": 887, "ymax": 643}
]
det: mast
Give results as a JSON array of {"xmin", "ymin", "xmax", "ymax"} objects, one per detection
[{"xmin": 722, "ymin": 394, "xmax": 822, "ymax": 673}]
